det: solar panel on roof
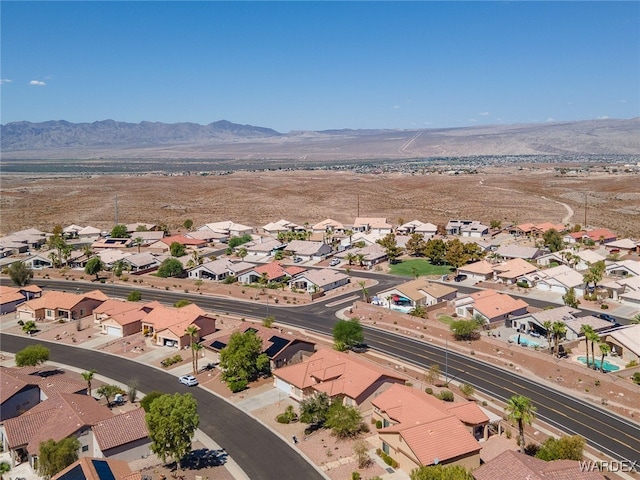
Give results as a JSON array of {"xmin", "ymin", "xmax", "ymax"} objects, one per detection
[
  {"xmin": 92, "ymin": 459, "xmax": 116, "ymax": 480},
  {"xmin": 264, "ymin": 335, "xmax": 290, "ymax": 358},
  {"xmin": 210, "ymin": 340, "xmax": 227, "ymax": 350},
  {"xmin": 59, "ymin": 464, "xmax": 85, "ymax": 480}
]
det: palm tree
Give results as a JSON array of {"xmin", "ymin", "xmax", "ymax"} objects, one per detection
[
  {"xmin": 345, "ymin": 252, "xmax": 356, "ymax": 266},
  {"xmin": 580, "ymin": 324, "xmax": 595, "ymax": 368},
  {"xmin": 357, "ymin": 280, "xmax": 369, "ymax": 302},
  {"xmin": 345, "ymin": 229, "xmax": 354, "ymax": 246},
  {"xmin": 185, "ymin": 325, "xmax": 199, "ymax": 375},
  {"xmin": 355, "ymin": 253, "xmax": 365, "ymax": 267},
  {"xmin": 505, "ymin": 395, "xmax": 537, "ymax": 449},
  {"xmin": 598, "ymin": 342, "xmax": 611, "ymax": 373},
  {"xmin": 192, "ymin": 343, "xmax": 204, "ymax": 373},
  {"xmin": 587, "ymin": 331, "xmax": 600, "ymax": 369},
  {"xmin": 134, "ymin": 236, "xmax": 143, "ymax": 253},
  {"xmin": 82, "ymin": 244, "xmax": 94, "ymax": 259},
  {"xmin": 542, "ymin": 320, "xmax": 553, "ymax": 353},
  {"xmin": 81, "ymin": 369, "xmax": 97, "ymax": 396},
  {"xmin": 630, "ymin": 314, "xmax": 640, "ymax": 325},
  {"xmin": 258, "ymin": 272, "xmax": 269, "ymax": 294},
  {"xmin": 551, "ymin": 321, "xmax": 567, "ymax": 357}
]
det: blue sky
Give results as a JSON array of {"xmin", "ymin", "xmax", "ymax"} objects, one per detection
[{"xmin": 1, "ymin": 1, "xmax": 638, "ymax": 132}]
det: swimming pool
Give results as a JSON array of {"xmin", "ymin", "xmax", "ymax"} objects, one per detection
[
  {"xmin": 576, "ymin": 356, "xmax": 620, "ymax": 372},
  {"xmin": 509, "ymin": 335, "xmax": 540, "ymax": 348}
]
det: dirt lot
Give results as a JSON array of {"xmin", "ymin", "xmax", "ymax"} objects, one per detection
[{"xmin": 2, "ymin": 168, "xmax": 639, "ymax": 237}]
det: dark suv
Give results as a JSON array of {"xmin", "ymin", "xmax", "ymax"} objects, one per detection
[{"xmin": 454, "ymin": 274, "xmax": 468, "ymax": 282}]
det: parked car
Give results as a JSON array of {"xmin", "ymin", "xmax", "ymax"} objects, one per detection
[
  {"xmin": 596, "ymin": 313, "xmax": 617, "ymax": 323},
  {"xmin": 179, "ymin": 374, "xmax": 198, "ymax": 387},
  {"xmin": 293, "ymin": 257, "xmax": 302, "ymax": 263},
  {"xmin": 454, "ymin": 274, "xmax": 468, "ymax": 282},
  {"xmin": 330, "ymin": 258, "xmax": 341, "ymax": 266}
]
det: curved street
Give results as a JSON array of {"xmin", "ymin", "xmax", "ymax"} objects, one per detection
[{"xmin": 2, "ymin": 277, "xmax": 638, "ymax": 469}]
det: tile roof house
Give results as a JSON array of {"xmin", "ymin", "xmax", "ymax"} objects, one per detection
[
  {"xmin": 492, "ymin": 258, "xmax": 539, "ymax": 284},
  {"xmin": 206, "ymin": 322, "xmax": 315, "ymax": 369},
  {"xmin": 336, "ymin": 244, "xmax": 388, "ymax": 267},
  {"xmin": 185, "ymin": 228, "xmax": 229, "ymax": 243},
  {"xmin": 125, "ymin": 222, "xmax": 158, "ymax": 233},
  {"xmin": 604, "ymin": 324, "xmax": 640, "ymax": 364},
  {"xmin": 91, "ymin": 408, "xmax": 150, "ymax": 460},
  {"xmin": 1, "ymin": 393, "xmax": 113, "ymax": 468},
  {"xmin": 128, "ymin": 230, "xmax": 165, "ymax": 245},
  {"xmin": 604, "ymin": 238, "xmax": 639, "ymax": 252},
  {"xmin": 372, "ymin": 384, "xmax": 488, "ymax": 474},
  {"xmin": 262, "ymin": 219, "xmax": 305, "ymax": 235},
  {"xmin": 52, "ymin": 457, "xmax": 139, "ymax": 480},
  {"xmin": 376, "ymin": 279, "xmax": 457, "ymax": 310},
  {"xmin": 244, "ymin": 238, "xmax": 285, "ymax": 257},
  {"xmin": 606, "ymin": 259, "xmax": 640, "ymax": 278},
  {"xmin": 0, "ymin": 284, "xmax": 42, "ymax": 314},
  {"xmin": 530, "ymin": 264, "xmax": 585, "ymax": 296},
  {"xmin": 509, "ymin": 306, "xmax": 581, "ymax": 333},
  {"xmin": 353, "ymin": 217, "xmax": 393, "ymax": 235},
  {"xmin": 396, "ymin": 220, "xmax": 438, "ymax": 238},
  {"xmin": 566, "ymin": 228, "xmax": 617, "ymax": 245},
  {"xmin": 0, "ymin": 366, "xmax": 87, "ymax": 403},
  {"xmin": 456, "ymin": 260, "xmax": 495, "ymax": 281},
  {"xmin": 92, "ymin": 238, "xmax": 133, "ymax": 250},
  {"xmin": 237, "ymin": 262, "xmax": 306, "ymax": 285},
  {"xmin": 273, "ymin": 348, "xmax": 406, "ymax": 410},
  {"xmin": 17, "ymin": 290, "xmax": 108, "ymax": 322},
  {"xmin": 284, "ymin": 240, "xmax": 332, "ymax": 260},
  {"xmin": 473, "ymin": 450, "xmax": 605, "ymax": 480},
  {"xmin": 187, "ymin": 258, "xmax": 245, "ymax": 281},
  {"xmin": 98, "ymin": 301, "xmax": 162, "ymax": 338},
  {"xmin": 289, "ymin": 268, "xmax": 350, "ymax": 293},
  {"xmin": 197, "ymin": 221, "xmax": 254, "ymax": 237},
  {"xmin": 147, "ymin": 234, "xmax": 207, "ymax": 253},
  {"xmin": 121, "ymin": 252, "xmax": 161, "ymax": 272},
  {"xmin": 495, "ymin": 245, "xmax": 542, "ymax": 260},
  {"xmin": 456, "ymin": 289, "xmax": 528, "ymax": 325},
  {"xmin": 0, "ymin": 369, "xmax": 41, "ymax": 422},
  {"xmin": 312, "ymin": 219, "xmax": 345, "ymax": 233},
  {"xmin": 141, "ymin": 303, "xmax": 216, "ymax": 348}
]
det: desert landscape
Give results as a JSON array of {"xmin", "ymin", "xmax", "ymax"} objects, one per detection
[{"xmin": 1, "ymin": 166, "xmax": 638, "ymax": 237}]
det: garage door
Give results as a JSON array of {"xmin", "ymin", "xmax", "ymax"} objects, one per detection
[
  {"xmin": 106, "ymin": 326, "xmax": 122, "ymax": 337},
  {"xmin": 275, "ymin": 377, "xmax": 290, "ymax": 395}
]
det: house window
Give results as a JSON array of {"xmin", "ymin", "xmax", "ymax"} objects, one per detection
[
  {"xmin": 382, "ymin": 442, "xmax": 390, "ymax": 455},
  {"xmin": 46, "ymin": 309, "xmax": 53, "ymax": 317},
  {"xmin": 82, "ymin": 445, "xmax": 89, "ymax": 452},
  {"xmin": 80, "ymin": 309, "xmax": 85, "ymax": 316}
]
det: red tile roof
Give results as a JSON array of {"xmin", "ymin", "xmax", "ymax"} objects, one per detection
[
  {"xmin": 93, "ymin": 407, "xmax": 149, "ymax": 451},
  {"xmin": 160, "ymin": 234, "xmax": 207, "ymax": 247},
  {"xmin": 252, "ymin": 262, "xmax": 306, "ymax": 281},
  {"xmin": 52, "ymin": 457, "xmax": 135, "ymax": 480},
  {"xmin": 275, "ymin": 348, "xmax": 405, "ymax": 401}
]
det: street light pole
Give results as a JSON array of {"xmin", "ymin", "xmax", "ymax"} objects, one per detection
[{"xmin": 445, "ymin": 336, "xmax": 448, "ymax": 385}]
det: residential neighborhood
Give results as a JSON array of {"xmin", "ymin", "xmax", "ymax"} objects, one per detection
[{"xmin": 1, "ymin": 215, "xmax": 640, "ymax": 480}]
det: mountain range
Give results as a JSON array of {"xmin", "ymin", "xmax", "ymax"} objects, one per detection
[{"xmin": 1, "ymin": 118, "xmax": 638, "ymax": 161}]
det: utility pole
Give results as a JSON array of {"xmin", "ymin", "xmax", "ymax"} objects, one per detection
[
  {"xmin": 584, "ymin": 194, "xmax": 587, "ymax": 228},
  {"xmin": 115, "ymin": 195, "xmax": 119, "ymax": 226}
]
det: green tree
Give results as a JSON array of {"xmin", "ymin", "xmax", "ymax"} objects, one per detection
[
  {"xmin": 450, "ymin": 319, "xmax": 480, "ymax": 341},
  {"xmin": 333, "ymin": 318, "xmax": 364, "ymax": 351},
  {"xmin": 111, "ymin": 224, "xmax": 129, "ymax": 238},
  {"xmin": 490, "ymin": 219, "xmax": 502, "ymax": 229},
  {"xmin": 15, "ymin": 344, "xmax": 50, "ymax": 367},
  {"xmin": 127, "ymin": 290, "xmax": 142, "ymax": 302},
  {"xmin": 219, "ymin": 330, "xmax": 270, "ymax": 391},
  {"xmin": 505, "ymin": 395, "xmax": 537, "ymax": 449},
  {"xmin": 191, "ymin": 343, "xmax": 204, "ymax": 374},
  {"xmin": 157, "ymin": 258, "xmax": 184, "ymax": 278},
  {"xmin": 345, "ymin": 252, "xmax": 357, "ymax": 266},
  {"xmin": 183, "ymin": 219, "xmax": 193, "ymax": 230},
  {"xmin": 542, "ymin": 320, "xmax": 553, "ymax": 353},
  {"xmin": 0, "ymin": 461, "xmax": 10, "ymax": 476},
  {"xmin": 299, "ymin": 392, "xmax": 331, "ymax": 425},
  {"xmin": 133, "ymin": 236, "xmax": 144, "ymax": 253},
  {"xmin": 460, "ymin": 383, "xmax": 475, "ymax": 398},
  {"xmin": 405, "ymin": 233, "xmax": 427, "ymax": 257},
  {"xmin": 535, "ymin": 435, "xmax": 585, "ymax": 461},
  {"xmin": 425, "ymin": 364, "xmax": 440, "ymax": 385},
  {"xmin": 228, "ymin": 234, "xmax": 252, "ymax": 248},
  {"xmin": 357, "ymin": 280, "xmax": 369, "ymax": 302},
  {"xmin": 324, "ymin": 402, "xmax": 364, "ymax": 438},
  {"xmin": 542, "ymin": 228, "xmax": 564, "ymax": 252},
  {"xmin": 630, "ymin": 313, "xmax": 640, "ymax": 324},
  {"xmin": 140, "ymin": 391, "xmax": 166, "ymax": 412},
  {"xmin": 84, "ymin": 256, "xmax": 105, "ymax": 280},
  {"xmin": 463, "ymin": 242, "xmax": 485, "ymax": 262},
  {"xmin": 562, "ymin": 287, "xmax": 580, "ymax": 308},
  {"xmin": 81, "ymin": 369, "xmax": 97, "ymax": 396},
  {"xmin": 424, "ymin": 238, "xmax": 447, "ymax": 265},
  {"xmin": 146, "ymin": 392, "xmax": 199, "ymax": 467},
  {"xmin": 377, "ymin": 233, "xmax": 402, "ymax": 264},
  {"xmin": 96, "ymin": 384, "xmax": 123, "ymax": 407},
  {"xmin": 262, "ymin": 315, "xmax": 275, "ymax": 328},
  {"xmin": 170, "ymin": 241, "xmax": 186, "ymax": 257},
  {"xmin": 410, "ymin": 464, "xmax": 473, "ymax": 480},
  {"xmin": 582, "ymin": 260, "xmax": 605, "ymax": 295},
  {"xmin": 38, "ymin": 437, "xmax": 81, "ymax": 478},
  {"xmin": 445, "ymin": 239, "xmax": 468, "ymax": 269},
  {"xmin": 174, "ymin": 299, "xmax": 192, "ymax": 308},
  {"xmin": 274, "ymin": 249, "xmax": 284, "ymax": 261},
  {"xmin": 7, "ymin": 261, "xmax": 34, "ymax": 286}
]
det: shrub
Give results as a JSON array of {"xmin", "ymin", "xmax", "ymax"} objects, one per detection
[
  {"xmin": 632, "ymin": 372, "xmax": 640, "ymax": 386},
  {"xmin": 626, "ymin": 360, "xmax": 639, "ymax": 368},
  {"xmin": 425, "ymin": 387, "xmax": 433, "ymax": 395},
  {"xmin": 601, "ymin": 303, "xmax": 609, "ymax": 310},
  {"xmin": 276, "ymin": 405, "xmax": 298, "ymax": 424},
  {"xmin": 227, "ymin": 378, "xmax": 248, "ymax": 393},
  {"xmin": 127, "ymin": 290, "xmax": 141, "ymax": 302},
  {"xmin": 375, "ymin": 420, "xmax": 382, "ymax": 429},
  {"xmin": 437, "ymin": 390, "xmax": 454, "ymax": 402}
]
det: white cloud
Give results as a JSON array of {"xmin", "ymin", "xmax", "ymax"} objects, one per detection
[
  {"xmin": 393, "ymin": 105, "xmax": 400, "ymax": 109},
  {"xmin": 29, "ymin": 80, "xmax": 46, "ymax": 86},
  {"xmin": 598, "ymin": 115, "xmax": 609, "ymax": 120},
  {"xmin": 479, "ymin": 112, "xmax": 489, "ymax": 116},
  {"xmin": 0, "ymin": 79, "xmax": 12, "ymax": 84},
  {"xmin": 546, "ymin": 117, "xmax": 556, "ymax": 122},
  {"xmin": 469, "ymin": 118, "xmax": 477, "ymax": 122}
]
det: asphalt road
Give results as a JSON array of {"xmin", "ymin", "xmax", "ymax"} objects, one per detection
[
  {"xmin": 3, "ymin": 277, "xmax": 638, "ymax": 465},
  {"xmin": 0, "ymin": 334, "xmax": 324, "ymax": 480}
]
